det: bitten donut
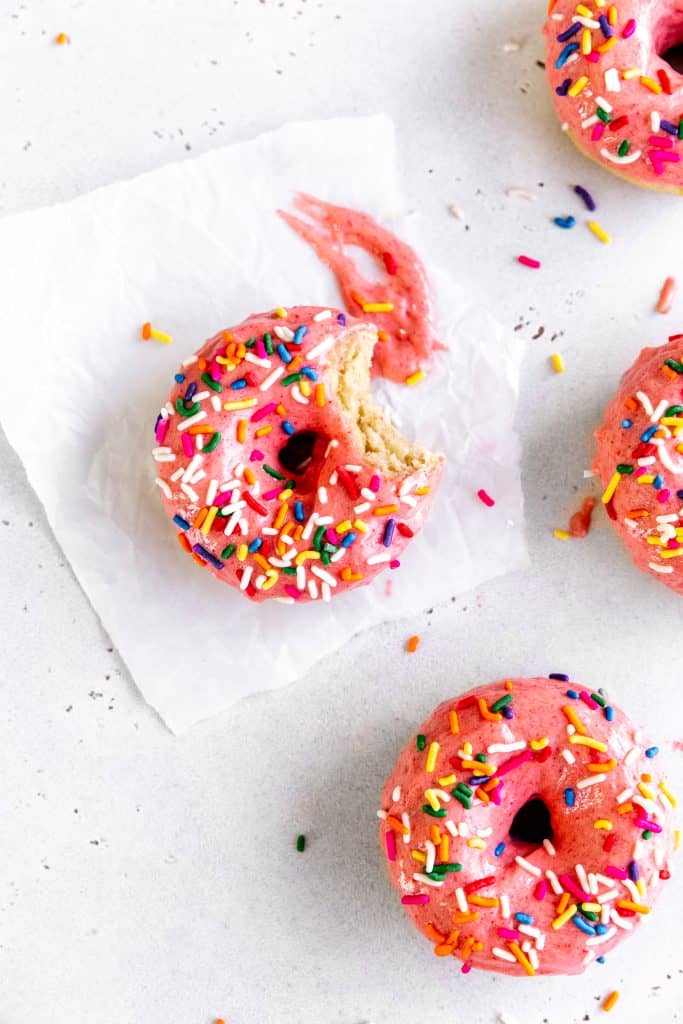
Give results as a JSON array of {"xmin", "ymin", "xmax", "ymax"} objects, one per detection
[
  {"xmin": 594, "ymin": 335, "xmax": 683, "ymax": 593},
  {"xmin": 379, "ymin": 676, "xmax": 677, "ymax": 976},
  {"xmin": 544, "ymin": 0, "xmax": 683, "ymax": 192},
  {"xmin": 152, "ymin": 306, "xmax": 443, "ymax": 603}
]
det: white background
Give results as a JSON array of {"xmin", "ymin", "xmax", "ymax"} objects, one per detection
[{"xmin": 1, "ymin": 2, "xmax": 682, "ymax": 1023}]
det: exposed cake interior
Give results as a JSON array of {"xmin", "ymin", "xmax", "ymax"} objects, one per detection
[{"xmin": 325, "ymin": 324, "xmax": 442, "ymax": 475}]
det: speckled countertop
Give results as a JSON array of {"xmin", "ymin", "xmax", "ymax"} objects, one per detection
[{"xmin": 2, "ymin": 1, "xmax": 683, "ymax": 1022}]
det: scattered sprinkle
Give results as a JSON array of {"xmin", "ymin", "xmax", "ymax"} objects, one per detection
[
  {"xmin": 477, "ymin": 489, "xmax": 495, "ymax": 508},
  {"xmin": 656, "ymin": 276, "xmax": 677, "ymax": 314},
  {"xmin": 406, "ymin": 635, "xmax": 421, "ymax": 654},
  {"xmin": 518, "ymin": 255, "xmax": 542, "ymax": 269}
]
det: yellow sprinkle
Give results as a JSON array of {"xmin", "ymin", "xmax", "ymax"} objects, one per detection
[
  {"xmin": 236, "ymin": 419, "xmax": 247, "ymax": 443},
  {"xmin": 562, "ymin": 705, "xmax": 588, "ymax": 735},
  {"xmin": 594, "ymin": 819, "xmax": 613, "ymax": 830},
  {"xmin": 425, "ymin": 741, "xmax": 440, "ymax": 773},
  {"xmin": 637, "ymin": 474, "xmax": 655, "ymax": 485},
  {"xmin": 581, "ymin": 28, "xmax": 592, "ymax": 54},
  {"xmin": 530, "ymin": 737, "xmax": 549, "ymax": 751},
  {"xmin": 468, "ymin": 895, "xmax": 499, "ymax": 907},
  {"xmin": 461, "ymin": 758, "xmax": 496, "ymax": 776},
  {"xmin": 569, "ymin": 735, "xmax": 608, "ymax": 752},
  {"xmin": 616, "ymin": 900, "xmax": 650, "ymax": 914},
  {"xmin": 508, "ymin": 941, "xmax": 535, "ymax": 976},
  {"xmin": 554, "ymin": 529, "xmax": 570, "ymax": 541},
  {"xmin": 236, "ymin": 544, "xmax": 248, "ymax": 561},
  {"xmin": 622, "ymin": 67, "xmax": 642, "ymax": 80},
  {"xmin": 362, "ymin": 302, "xmax": 395, "ymax": 313},
  {"xmin": 660, "ymin": 417, "xmax": 683, "ymax": 426},
  {"xmin": 636, "ymin": 878, "xmax": 645, "ymax": 899},
  {"xmin": 659, "ymin": 781, "xmax": 678, "ymax": 808},
  {"xmin": 261, "ymin": 569, "xmax": 279, "ymax": 591},
  {"xmin": 575, "ymin": 4, "xmax": 592, "ymax": 14},
  {"xmin": 255, "ymin": 425, "xmax": 272, "ymax": 437},
  {"xmin": 467, "ymin": 837, "xmax": 486, "ymax": 850},
  {"xmin": 552, "ymin": 903, "xmax": 578, "ymax": 930},
  {"xmin": 647, "ymin": 535, "xmax": 664, "ymax": 545},
  {"xmin": 675, "ymin": 829, "xmax": 680, "ymax": 850},
  {"xmin": 299, "ymin": 379, "xmax": 312, "ymax": 398},
  {"xmin": 607, "ymin": 4, "xmax": 617, "ymax": 25},
  {"xmin": 601, "ymin": 471, "xmax": 621, "ymax": 504},
  {"xmin": 405, "ymin": 370, "xmax": 426, "ymax": 386},
  {"xmin": 295, "ymin": 549, "xmax": 320, "ymax": 566},
  {"xmin": 415, "ymin": 486, "xmax": 430, "ymax": 495},
  {"xmin": 660, "ymin": 547, "xmax": 683, "ymax": 559},
  {"xmin": 588, "ymin": 220, "xmax": 611, "ymax": 244},
  {"xmin": 315, "ymin": 383, "xmax": 326, "ymax": 407},
  {"xmin": 597, "ymin": 35, "xmax": 616, "ymax": 53},
  {"xmin": 640, "ymin": 75, "xmax": 663, "ymax": 94},
  {"xmin": 425, "ymin": 788, "xmax": 441, "ymax": 812},
  {"xmin": 243, "ymin": 467, "xmax": 256, "ymax": 485},
  {"xmin": 602, "ymin": 991, "xmax": 620, "ymax": 1013},
  {"xmin": 336, "ymin": 520, "xmax": 353, "ymax": 534},
  {"xmin": 374, "ymin": 504, "xmax": 399, "ymax": 516},
  {"xmin": 568, "ymin": 75, "xmax": 589, "ymax": 97},
  {"xmin": 449, "ymin": 710, "xmax": 460, "ymax": 735},
  {"xmin": 438, "ymin": 774, "xmax": 457, "ymax": 787},
  {"xmin": 149, "ymin": 327, "xmax": 173, "ymax": 345},
  {"xmin": 550, "ymin": 352, "xmax": 565, "ymax": 374},
  {"xmin": 411, "ymin": 850, "xmax": 426, "ymax": 863},
  {"xmin": 274, "ymin": 306, "xmax": 288, "ymax": 318},
  {"xmin": 638, "ymin": 782, "xmax": 655, "ymax": 800},
  {"xmin": 223, "ymin": 398, "xmax": 258, "ymax": 411},
  {"xmin": 463, "ymin": 741, "xmax": 473, "ymax": 756},
  {"xmin": 278, "ymin": 489, "xmax": 294, "ymax": 502},
  {"xmin": 353, "ymin": 518, "xmax": 369, "ymax": 533},
  {"xmin": 200, "ymin": 505, "xmax": 218, "ymax": 535}
]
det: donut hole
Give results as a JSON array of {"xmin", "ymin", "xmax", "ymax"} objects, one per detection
[
  {"xmin": 657, "ymin": 15, "xmax": 683, "ymax": 75},
  {"xmin": 509, "ymin": 796, "xmax": 553, "ymax": 846},
  {"xmin": 278, "ymin": 430, "xmax": 330, "ymax": 492}
]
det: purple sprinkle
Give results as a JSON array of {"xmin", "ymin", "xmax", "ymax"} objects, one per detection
[
  {"xmin": 337, "ymin": 313, "xmax": 347, "ymax": 325},
  {"xmin": 661, "ymin": 119, "xmax": 679, "ymax": 136},
  {"xmin": 502, "ymin": 706, "xmax": 515, "ymax": 720},
  {"xmin": 383, "ymin": 518, "xmax": 396, "ymax": 547},
  {"xmin": 628, "ymin": 860, "xmax": 640, "ymax": 882},
  {"xmin": 184, "ymin": 381, "xmax": 197, "ymax": 401},
  {"xmin": 192, "ymin": 544, "xmax": 224, "ymax": 571},
  {"xmin": 557, "ymin": 22, "xmax": 581, "ymax": 42},
  {"xmin": 549, "ymin": 672, "xmax": 570, "ymax": 681},
  {"xmin": 598, "ymin": 14, "xmax": 612, "ymax": 37},
  {"xmin": 556, "ymin": 77, "xmax": 572, "ymax": 96},
  {"xmin": 574, "ymin": 185, "xmax": 596, "ymax": 211}
]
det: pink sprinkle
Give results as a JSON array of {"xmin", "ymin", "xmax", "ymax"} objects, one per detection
[
  {"xmin": 587, "ymin": 51, "xmax": 600, "ymax": 63},
  {"xmin": 591, "ymin": 123, "xmax": 605, "ymax": 142},
  {"xmin": 634, "ymin": 466, "xmax": 648, "ymax": 478},
  {"xmin": 498, "ymin": 927, "xmax": 519, "ymax": 940},
  {"xmin": 622, "ymin": 17, "xmax": 636, "ymax": 37},
  {"xmin": 250, "ymin": 402, "xmax": 277, "ymax": 423},
  {"xmin": 518, "ymin": 255, "xmax": 541, "ymax": 269},
  {"xmin": 579, "ymin": 690, "xmax": 599, "ymax": 709},
  {"xmin": 181, "ymin": 432, "xmax": 194, "ymax": 457},
  {"xmin": 461, "ymin": 961, "xmax": 473, "ymax": 975},
  {"xmin": 250, "ymin": 449, "xmax": 265, "ymax": 462},
  {"xmin": 559, "ymin": 874, "xmax": 591, "ymax": 902},
  {"xmin": 635, "ymin": 818, "xmax": 662, "ymax": 833},
  {"xmin": 256, "ymin": 339, "xmax": 267, "ymax": 359},
  {"xmin": 490, "ymin": 782, "xmax": 504, "ymax": 805},
  {"xmin": 155, "ymin": 418, "xmax": 169, "ymax": 445},
  {"xmin": 477, "ymin": 488, "xmax": 495, "ymax": 507},
  {"xmin": 497, "ymin": 750, "xmax": 532, "ymax": 776},
  {"xmin": 262, "ymin": 487, "xmax": 281, "ymax": 500},
  {"xmin": 667, "ymin": 538, "xmax": 680, "ymax": 549},
  {"xmin": 389, "ymin": 559, "xmax": 401, "ymax": 569},
  {"xmin": 658, "ymin": 488, "xmax": 671, "ymax": 503},
  {"xmin": 649, "ymin": 135, "xmax": 674, "ymax": 149},
  {"xmin": 401, "ymin": 894, "xmax": 429, "ymax": 905},
  {"xmin": 385, "ymin": 830, "xmax": 397, "ymax": 862},
  {"xmin": 213, "ymin": 490, "xmax": 233, "ymax": 507},
  {"xmin": 370, "ymin": 474, "xmax": 381, "ymax": 492},
  {"xmin": 284, "ymin": 585, "xmax": 302, "ymax": 600},
  {"xmin": 606, "ymin": 865, "xmax": 628, "ymax": 880},
  {"xmin": 326, "ymin": 528, "xmax": 341, "ymax": 545},
  {"xmin": 534, "ymin": 880, "xmax": 548, "ymax": 901},
  {"xmin": 210, "ymin": 359, "xmax": 222, "ymax": 381}
]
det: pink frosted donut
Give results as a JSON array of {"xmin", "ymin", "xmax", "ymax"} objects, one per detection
[
  {"xmin": 379, "ymin": 676, "xmax": 678, "ymax": 976},
  {"xmin": 543, "ymin": 0, "xmax": 683, "ymax": 192},
  {"xmin": 152, "ymin": 306, "xmax": 443, "ymax": 603},
  {"xmin": 594, "ymin": 335, "xmax": 683, "ymax": 593}
]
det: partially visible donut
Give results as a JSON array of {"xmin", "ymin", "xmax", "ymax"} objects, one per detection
[
  {"xmin": 152, "ymin": 306, "xmax": 443, "ymax": 603},
  {"xmin": 379, "ymin": 676, "xmax": 677, "ymax": 976},
  {"xmin": 544, "ymin": 1, "xmax": 683, "ymax": 192}
]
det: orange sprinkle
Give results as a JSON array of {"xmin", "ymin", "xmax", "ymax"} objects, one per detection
[
  {"xmin": 617, "ymin": 802, "xmax": 634, "ymax": 814},
  {"xmin": 509, "ymin": 941, "xmax": 535, "ymax": 976},
  {"xmin": 177, "ymin": 532, "xmax": 192, "ymax": 553},
  {"xmin": 384, "ymin": 815, "xmax": 409, "ymax": 835},
  {"xmin": 562, "ymin": 704, "xmax": 588, "ymax": 735},
  {"xmin": 276, "ymin": 403, "xmax": 287, "ymax": 416},
  {"xmin": 188, "ymin": 425, "xmax": 214, "ymax": 434},
  {"xmin": 482, "ymin": 776, "xmax": 501, "ymax": 792},
  {"xmin": 274, "ymin": 503, "xmax": 288, "ymax": 530},
  {"xmin": 341, "ymin": 567, "xmax": 364, "ymax": 582},
  {"xmin": 193, "ymin": 507, "xmax": 208, "ymax": 529},
  {"xmin": 449, "ymin": 709, "xmax": 460, "ymax": 735},
  {"xmin": 468, "ymin": 895, "xmax": 499, "ymax": 908},
  {"xmin": 236, "ymin": 419, "xmax": 247, "ymax": 443},
  {"xmin": 589, "ymin": 758, "xmax": 617, "ymax": 773},
  {"xmin": 439, "ymin": 834, "xmax": 449, "ymax": 862},
  {"xmin": 191, "ymin": 552, "xmax": 206, "ymax": 566},
  {"xmin": 505, "ymin": 678, "xmax": 514, "ymax": 691},
  {"xmin": 557, "ymin": 891, "xmax": 570, "ymax": 915},
  {"xmin": 626, "ymin": 508, "xmax": 649, "ymax": 519},
  {"xmin": 461, "ymin": 759, "xmax": 496, "ymax": 775},
  {"xmin": 602, "ymin": 991, "xmax": 620, "ymax": 1012},
  {"xmin": 430, "ymin": 824, "xmax": 442, "ymax": 846},
  {"xmin": 141, "ymin": 322, "xmax": 152, "ymax": 340},
  {"xmin": 243, "ymin": 467, "xmax": 256, "ymax": 485},
  {"xmin": 255, "ymin": 425, "xmax": 273, "ymax": 437},
  {"xmin": 374, "ymin": 504, "xmax": 400, "ymax": 516},
  {"xmin": 406, "ymin": 634, "xmax": 420, "ymax": 653},
  {"xmin": 657, "ymin": 276, "xmax": 677, "ymax": 314},
  {"xmin": 662, "ymin": 364, "xmax": 679, "ymax": 380},
  {"xmin": 453, "ymin": 911, "xmax": 479, "ymax": 924},
  {"xmin": 475, "ymin": 786, "xmax": 491, "ymax": 804},
  {"xmin": 624, "ymin": 396, "xmax": 639, "ymax": 412},
  {"xmin": 434, "ymin": 943, "xmax": 455, "ymax": 957},
  {"xmin": 425, "ymin": 923, "xmax": 446, "ymax": 943},
  {"xmin": 478, "ymin": 698, "xmax": 502, "ymax": 723},
  {"xmin": 55, "ymin": 32, "xmax": 70, "ymax": 44}
]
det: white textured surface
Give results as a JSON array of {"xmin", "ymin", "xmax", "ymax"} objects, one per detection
[{"xmin": 1, "ymin": 1, "xmax": 682, "ymax": 1023}]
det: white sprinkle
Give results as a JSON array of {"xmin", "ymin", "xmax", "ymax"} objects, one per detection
[
  {"xmin": 500, "ymin": 892, "xmax": 511, "ymax": 919},
  {"xmin": 329, "ymin": 471, "xmax": 339, "ymax": 485},
  {"xmin": 317, "ymin": 487, "xmax": 328, "ymax": 505},
  {"xmin": 244, "ymin": 353, "xmax": 272, "ymax": 369},
  {"xmin": 425, "ymin": 840, "xmax": 436, "ymax": 873},
  {"xmin": 306, "ymin": 336, "xmax": 336, "ymax": 361},
  {"xmin": 260, "ymin": 366, "xmax": 285, "ymax": 391},
  {"xmin": 616, "ymin": 788, "xmax": 633, "ymax": 804},
  {"xmin": 192, "ymin": 390, "xmax": 210, "ymax": 403},
  {"xmin": 354, "ymin": 502, "xmax": 372, "ymax": 515},
  {"xmin": 159, "ymin": 406, "xmax": 169, "ymax": 420},
  {"xmin": 588, "ymin": 872, "xmax": 598, "ymax": 896},
  {"xmin": 488, "ymin": 741, "xmax": 527, "ymax": 754},
  {"xmin": 376, "ymin": 809, "xmax": 387, "ymax": 820},
  {"xmin": 344, "ymin": 464, "xmax": 362, "ymax": 473},
  {"xmin": 448, "ymin": 204, "xmax": 465, "ymax": 219},
  {"xmin": 302, "ymin": 514, "xmax": 318, "ymax": 541},
  {"xmin": 505, "ymin": 187, "xmax": 536, "ymax": 201},
  {"xmin": 401, "ymin": 812, "xmax": 410, "ymax": 842},
  {"xmin": 315, "ymin": 516, "xmax": 333, "ymax": 526},
  {"xmin": 219, "ymin": 501, "xmax": 246, "ymax": 516},
  {"xmin": 595, "ymin": 873, "xmax": 614, "ymax": 888},
  {"xmin": 651, "ymin": 111, "xmax": 661, "ymax": 132},
  {"xmin": 477, "ymin": 827, "xmax": 493, "ymax": 838},
  {"xmin": 209, "ymin": 394, "xmax": 221, "ymax": 412},
  {"xmin": 601, "ymin": 903, "xmax": 611, "ymax": 926},
  {"xmin": 502, "ymin": 40, "xmax": 520, "ymax": 52},
  {"xmin": 155, "ymin": 478, "xmax": 172, "ymax": 498},
  {"xmin": 543, "ymin": 838, "xmax": 556, "ymax": 857},
  {"xmin": 321, "ymin": 581, "xmax": 331, "ymax": 602},
  {"xmin": 561, "ymin": 749, "xmax": 576, "ymax": 765},
  {"xmin": 492, "ymin": 948, "xmax": 517, "ymax": 964},
  {"xmin": 546, "ymin": 870, "xmax": 563, "ymax": 895},
  {"xmin": 515, "ymin": 855, "xmax": 541, "ymax": 878},
  {"xmin": 528, "ymin": 947, "xmax": 540, "ymax": 971},
  {"xmin": 518, "ymin": 924, "xmax": 541, "ymax": 939},
  {"xmin": 360, "ymin": 487, "xmax": 376, "ymax": 501},
  {"xmin": 651, "ymin": 398, "xmax": 669, "ymax": 423},
  {"xmin": 367, "ymin": 553, "xmax": 391, "ymax": 565},
  {"xmin": 291, "ymin": 384, "xmax": 309, "ymax": 405},
  {"xmin": 649, "ymin": 561, "xmax": 674, "ymax": 574},
  {"xmin": 576, "ymin": 773, "xmax": 606, "ymax": 789},
  {"xmin": 170, "ymin": 467, "xmax": 184, "ymax": 482},
  {"xmin": 392, "ymin": 785, "xmax": 401, "ymax": 803},
  {"xmin": 445, "ymin": 820, "xmax": 458, "ymax": 838},
  {"xmin": 595, "ymin": 95, "xmax": 612, "ymax": 112},
  {"xmin": 152, "ymin": 446, "xmax": 173, "ymax": 456},
  {"xmin": 637, "ymin": 456, "xmax": 656, "ymax": 466},
  {"xmin": 311, "ymin": 565, "xmax": 337, "ymax": 586},
  {"xmin": 572, "ymin": 14, "xmax": 600, "ymax": 26},
  {"xmin": 313, "ymin": 309, "xmax": 332, "ymax": 322},
  {"xmin": 597, "ymin": 889, "xmax": 619, "ymax": 904},
  {"xmin": 188, "ymin": 469, "xmax": 206, "ymax": 485},
  {"xmin": 413, "ymin": 873, "xmax": 443, "ymax": 888},
  {"xmin": 455, "ymin": 886, "xmax": 467, "ymax": 912},
  {"xmin": 152, "ymin": 452, "xmax": 175, "ymax": 462},
  {"xmin": 586, "ymin": 926, "xmax": 616, "ymax": 947},
  {"xmin": 600, "ymin": 145, "xmax": 642, "ymax": 165},
  {"xmin": 177, "ymin": 410, "xmax": 207, "ymax": 432},
  {"xmin": 583, "ymin": 469, "xmax": 595, "ymax": 478},
  {"xmin": 581, "ymin": 951, "xmax": 595, "ymax": 967},
  {"xmin": 624, "ymin": 747, "xmax": 640, "ymax": 766},
  {"xmin": 604, "ymin": 67, "xmax": 620, "ymax": 92},
  {"xmin": 576, "ymin": 864, "xmax": 589, "ymax": 891},
  {"xmin": 238, "ymin": 518, "xmax": 248, "ymax": 536},
  {"xmin": 239, "ymin": 566, "xmax": 253, "ymax": 591},
  {"xmin": 296, "ymin": 565, "xmax": 306, "ymax": 591},
  {"xmin": 274, "ymin": 325, "xmax": 294, "ymax": 342},
  {"xmin": 223, "ymin": 510, "xmax": 242, "ymax": 536},
  {"xmin": 165, "ymin": 402, "xmax": 175, "ymax": 417},
  {"xmin": 656, "ymin": 514, "xmax": 679, "ymax": 524},
  {"xmin": 567, "ymin": 723, "xmax": 576, "ymax": 736},
  {"xmin": 262, "ymin": 527, "xmax": 278, "ymax": 536},
  {"xmin": 181, "ymin": 355, "xmax": 198, "ymax": 368},
  {"xmin": 610, "ymin": 909, "xmax": 633, "ymax": 931},
  {"xmin": 307, "ymin": 579, "xmax": 319, "ymax": 601},
  {"xmin": 180, "ymin": 482, "xmax": 199, "ymax": 502},
  {"xmin": 622, "ymin": 878, "xmax": 641, "ymax": 902},
  {"xmin": 401, "ymin": 495, "xmax": 417, "ymax": 508},
  {"xmin": 582, "ymin": 115, "xmax": 599, "ymax": 130},
  {"xmin": 535, "ymin": 933, "xmax": 546, "ymax": 951},
  {"xmin": 206, "ymin": 479, "xmax": 218, "ymax": 506}
]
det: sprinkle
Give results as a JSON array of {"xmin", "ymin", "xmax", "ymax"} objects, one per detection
[
  {"xmin": 657, "ymin": 277, "xmax": 677, "ymax": 314},
  {"xmin": 477, "ymin": 489, "xmax": 495, "ymax": 507},
  {"xmin": 295, "ymin": 834, "xmax": 306, "ymax": 853},
  {"xmin": 404, "ymin": 370, "xmax": 426, "ymax": 386},
  {"xmin": 601, "ymin": 471, "xmax": 621, "ymax": 504},
  {"xmin": 401, "ymin": 894, "xmax": 430, "ymax": 905},
  {"xmin": 554, "ymin": 215, "xmax": 576, "ymax": 229},
  {"xmin": 406, "ymin": 635, "xmax": 420, "ymax": 653},
  {"xmin": 506, "ymin": 187, "xmax": 537, "ymax": 201},
  {"xmin": 602, "ymin": 992, "xmax": 620, "ymax": 1012},
  {"xmin": 515, "ymin": 856, "xmax": 542, "ymax": 878},
  {"xmin": 574, "ymin": 185, "xmax": 596, "ymax": 210},
  {"xmin": 550, "ymin": 352, "xmax": 565, "ymax": 373},
  {"xmin": 508, "ymin": 941, "xmax": 535, "ymax": 976},
  {"xmin": 425, "ymin": 741, "xmax": 439, "ymax": 773},
  {"xmin": 588, "ymin": 220, "xmax": 611, "ymax": 244},
  {"xmin": 55, "ymin": 31, "xmax": 70, "ymax": 44},
  {"xmin": 518, "ymin": 255, "xmax": 541, "ymax": 269},
  {"xmin": 141, "ymin": 322, "xmax": 173, "ymax": 345}
]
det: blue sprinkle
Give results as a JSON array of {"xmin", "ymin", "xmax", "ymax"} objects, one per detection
[
  {"xmin": 550, "ymin": 672, "xmax": 570, "ymax": 682},
  {"xmin": 621, "ymin": 418, "xmax": 633, "ymax": 429},
  {"xmin": 301, "ymin": 366, "xmax": 318, "ymax": 381},
  {"xmin": 645, "ymin": 746, "xmax": 659, "ymax": 758},
  {"xmin": 494, "ymin": 842, "xmax": 506, "ymax": 857},
  {"xmin": 554, "ymin": 215, "xmax": 576, "ymax": 229},
  {"xmin": 293, "ymin": 325, "xmax": 308, "ymax": 345},
  {"xmin": 677, "ymin": 490, "xmax": 683, "ymax": 500},
  {"xmin": 294, "ymin": 501, "xmax": 305, "ymax": 523},
  {"xmin": 598, "ymin": 14, "xmax": 612, "ymax": 37},
  {"xmin": 597, "ymin": 956, "xmax": 606, "ymax": 964},
  {"xmin": 184, "ymin": 381, "xmax": 197, "ymax": 401},
  {"xmin": 337, "ymin": 313, "xmax": 346, "ymax": 326},
  {"xmin": 661, "ymin": 119, "xmax": 679, "ymax": 136},
  {"xmin": 341, "ymin": 532, "xmax": 356, "ymax": 548},
  {"xmin": 192, "ymin": 544, "xmax": 224, "ymax": 570},
  {"xmin": 556, "ymin": 77, "xmax": 571, "ymax": 96},
  {"xmin": 556, "ymin": 42, "xmax": 580, "ymax": 67},
  {"xmin": 248, "ymin": 538, "xmax": 263, "ymax": 553},
  {"xmin": 383, "ymin": 518, "xmax": 396, "ymax": 548},
  {"xmin": 566, "ymin": 688, "xmax": 579, "ymax": 699},
  {"xmin": 596, "ymin": 924, "xmax": 609, "ymax": 936},
  {"xmin": 173, "ymin": 514, "xmax": 190, "ymax": 530},
  {"xmin": 557, "ymin": 23, "xmax": 581, "ymax": 42},
  {"xmin": 282, "ymin": 420, "xmax": 296, "ymax": 435},
  {"xmin": 653, "ymin": 474, "xmax": 664, "ymax": 490},
  {"xmin": 276, "ymin": 343, "xmax": 292, "ymax": 364},
  {"xmin": 572, "ymin": 915, "xmax": 596, "ymax": 936},
  {"xmin": 628, "ymin": 859, "xmax": 640, "ymax": 881},
  {"xmin": 641, "ymin": 425, "xmax": 658, "ymax": 443},
  {"xmin": 565, "ymin": 788, "xmax": 576, "ymax": 807},
  {"xmin": 174, "ymin": 373, "xmax": 185, "ymax": 384},
  {"xmin": 230, "ymin": 377, "xmax": 248, "ymax": 390},
  {"xmin": 502, "ymin": 706, "xmax": 515, "ymax": 720},
  {"xmin": 604, "ymin": 706, "xmax": 615, "ymax": 722},
  {"xmin": 515, "ymin": 912, "xmax": 534, "ymax": 925}
]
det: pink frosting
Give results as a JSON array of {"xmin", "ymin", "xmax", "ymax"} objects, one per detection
[
  {"xmin": 543, "ymin": 0, "xmax": 683, "ymax": 191},
  {"xmin": 379, "ymin": 677, "xmax": 677, "ymax": 976},
  {"xmin": 153, "ymin": 306, "xmax": 443, "ymax": 603},
  {"xmin": 594, "ymin": 337, "xmax": 683, "ymax": 593}
]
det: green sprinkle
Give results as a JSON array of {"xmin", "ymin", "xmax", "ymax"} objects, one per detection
[
  {"xmin": 474, "ymin": 753, "xmax": 487, "ymax": 763},
  {"xmin": 202, "ymin": 431, "xmax": 222, "ymax": 454},
  {"xmin": 282, "ymin": 566, "xmax": 297, "ymax": 575},
  {"xmin": 579, "ymin": 907, "xmax": 599, "ymax": 922},
  {"xmin": 665, "ymin": 405, "xmax": 683, "ymax": 417},
  {"xmin": 313, "ymin": 526, "xmax": 326, "ymax": 551},
  {"xmin": 321, "ymin": 551, "xmax": 331, "ymax": 566},
  {"xmin": 491, "ymin": 693, "xmax": 513, "ymax": 713},
  {"xmin": 263, "ymin": 464, "xmax": 286, "ymax": 480},
  {"xmin": 451, "ymin": 790, "xmax": 472, "ymax": 810},
  {"xmin": 424, "ymin": 870, "xmax": 446, "ymax": 880},
  {"xmin": 596, "ymin": 107, "xmax": 611, "ymax": 124},
  {"xmin": 590, "ymin": 692, "xmax": 606, "ymax": 707},
  {"xmin": 285, "ymin": 479, "xmax": 295, "ymax": 490},
  {"xmin": 282, "ymin": 372, "xmax": 304, "ymax": 386},
  {"xmin": 616, "ymin": 464, "xmax": 634, "ymax": 475},
  {"xmin": 201, "ymin": 372, "xmax": 223, "ymax": 393},
  {"xmin": 422, "ymin": 804, "xmax": 447, "ymax": 818},
  {"xmin": 175, "ymin": 398, "xmax": 201, "ymax": 417},
  {"xmin": 263, "ymin": 332, "xmax": 274, "ymax": 355},
  {"xmin": 642, "ymin": 829, "xmax": 653, "ymax": 840},
  {"xmin": 440, "ymin": 862, "xmax": 463, "ymax": 873},
  {"xmin": 678, "ymin": 119, "xmax": 683, "ymax": 140},
  {"xmin": 245, "ymin": 337, "xmax": 256, "ymax": 348},
  {"xmin": 296, "ymin": 834, "xmax": 306, "ymax": 853},
  {"xmin": 617, "ymin": 139, "xmax": 630, "ymax": 158},
  {"xmin": 416, "ymin": 734, "xmax": 426, "ymax": 751},
  {"xmin": 665, "ymin": 359, "xmax": 683, "ymax": 375},
  {"xmin": 454, "ymin": 783, "xmax": 473, "ymax": 797},
  {"xmin": 322, "ymin": 542, "xmax": 337, "ymax": 554},
  {"xmin": 220, "ymin": 543, "xmax": 236, "ymax": 560}
]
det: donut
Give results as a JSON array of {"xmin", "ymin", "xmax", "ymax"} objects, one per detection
[
  {"xmin": 152, "ymin": 306, "xmax": 443, "ymax": 603},
  {"xmin": 379, "ymin": 675, "xmax": 678, "ymax": 976},
  {"xmin": 543, "ymin": 0, "xmax": 683, "ymax": 192},
  {"xmin": 594, "ymin": 335, "xmax": 683, "ymax": 593}
]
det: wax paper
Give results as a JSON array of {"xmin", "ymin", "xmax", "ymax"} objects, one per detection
[{"xmin": 0, "ymin": 115, "xmax": 527, "ymax": 732}]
